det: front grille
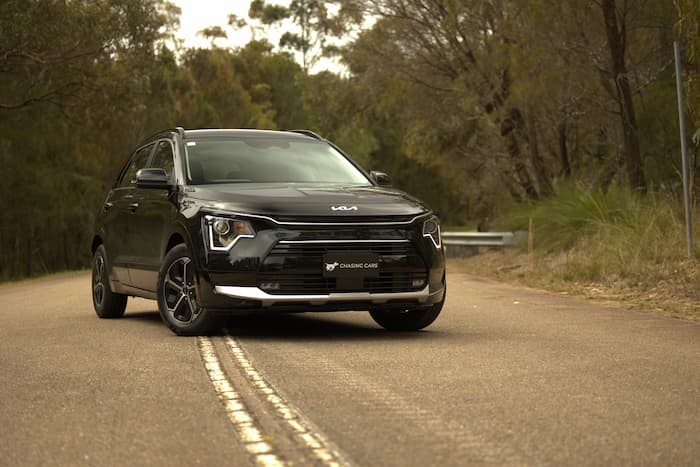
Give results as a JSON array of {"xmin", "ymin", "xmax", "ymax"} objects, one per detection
[
  {"xmin": 259, "ymin": 240, "xmax": 427, "ymax": 295},
  {"xmin": 271, "ymin": 214, "xmax": 421, "ymax": 224},
  {"xmin": 269, "ymin": 241, "xmax": 415, "ymax": 257}
]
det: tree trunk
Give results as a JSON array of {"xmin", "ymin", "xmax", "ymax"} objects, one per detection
[
  {"xmin": 500, "ymin": 108, "xmax": 539, "ymax": 199},
  {"xmin": 527, "ymin": 109, "xmax": 552, "ymax": 196},
  {"xmin": 500, "ymin": 173, "xmax": 526, "ymax": 200},
  {"xmin": 601, "ymin": 0, "xmax": 646, "ymax": 192},
  {"xmin": 558, "ymin": 120, "xmax": 571, "ymax": 179}
]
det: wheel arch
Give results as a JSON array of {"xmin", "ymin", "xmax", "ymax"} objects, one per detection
[
  {"xmin": 91, "ymin": 235, "xmax": 103, "ymax": 254},
  {"xmin": 161, "ymin": 220, "xmax": 208, "ymax": 289},
  {"xmin": 165, "ymin": 232, "xmax": 185, "ymax": 256},
  {"xmin": 162, "ymin": 216, "xmax": 202, "ymax": 258}
]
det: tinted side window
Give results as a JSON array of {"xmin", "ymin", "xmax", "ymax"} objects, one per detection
[
  {"xmin": 150, "ymin": 141, "xmax": 175, "ymax": 180},
  {"xmin": 118, "ymin": 144, "xmax": 154, "ymax": 188}
]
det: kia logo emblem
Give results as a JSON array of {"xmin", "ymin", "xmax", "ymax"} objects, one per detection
[{"xmin": 331, "ymin": 205, "xmax": 358, "ymax": 211}]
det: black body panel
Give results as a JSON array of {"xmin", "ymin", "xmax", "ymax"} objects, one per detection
[{"xmin": 92, "ymin": 129, "xmax": 446, "ymax": 314}]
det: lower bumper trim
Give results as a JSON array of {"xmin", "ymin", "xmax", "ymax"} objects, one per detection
[{"xmin": 213, "ymin": 284, "xmax": 432, "ymax": 307}]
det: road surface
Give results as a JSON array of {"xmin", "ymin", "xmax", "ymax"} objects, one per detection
[{"xmin": 1, "ymin": 270, "xmax": 698, "ymax": 466}]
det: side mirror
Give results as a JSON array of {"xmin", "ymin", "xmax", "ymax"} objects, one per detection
[
  {"xmin": 370, "ymin": 170, "xmax": 392, "ymax": 187},
  {"xmin": 136, "ymin": 168, "xmax": 170, "ymax": 189}
]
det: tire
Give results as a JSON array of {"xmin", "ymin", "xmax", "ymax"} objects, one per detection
[
  {"xmin": 370, "ymin": 280, "xmax": 445, "ymax": 331},
  {"xmin": 157, "ymin": 243, "xmax": 216, "ymax": 336},
  {"xmin": 92, "ymin": 245, "xmax": 128, "ymax": 318}
]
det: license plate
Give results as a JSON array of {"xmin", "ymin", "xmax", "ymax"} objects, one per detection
[{"xmin": 322, "ymin": 252, "xmax": 381, "ymax": 278}]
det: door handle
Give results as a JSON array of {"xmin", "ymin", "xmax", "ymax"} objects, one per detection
[
  {"xmin": 103, "ymin": 202, "xmax": 113, "ymax": 212},
  {"xmin": 129, "ymin": 202, "xmax": 139, "ymax": 211}
]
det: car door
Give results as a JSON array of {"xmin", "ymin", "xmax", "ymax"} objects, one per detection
[
  {"xmin": 108, "ymin": 143, "xmax": 155, "ymax": 287},
  {"xmin": 128, "ymin": 139, "xmax": 177, "ymax": 292}
]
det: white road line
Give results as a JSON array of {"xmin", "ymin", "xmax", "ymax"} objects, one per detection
[
  {"xmin": 224, "ymin": 334, "xmax": 350, "ymax": 467},
  {"xmin": 197, "ymin": 337, "xmax": 285, "ymax": 467}
]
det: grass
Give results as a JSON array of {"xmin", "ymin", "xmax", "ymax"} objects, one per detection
[{"xmin": 454, "ymin": 185, "xmax": 700, "ymax": 321}]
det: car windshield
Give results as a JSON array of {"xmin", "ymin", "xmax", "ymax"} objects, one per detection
[{"xmin": 183, "ymin": 136, "xmax": 371, "ymax": 186}]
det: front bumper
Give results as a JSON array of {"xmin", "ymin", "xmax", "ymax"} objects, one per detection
[
  {"xmin": 191, "ymin": 212, "xmax": 446, "ymax": 312},
  {"xmin": 213, "ymin": 284, "xmax": 435, "ymax": 307}
]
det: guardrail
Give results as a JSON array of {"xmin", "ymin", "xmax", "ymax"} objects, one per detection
[
  {"xmin": 442, "ymin": 231, "xmax": 517, "ymax": 247},
  {"xmin": 442, "ymin": 231, "xmax": 524, "ymax": 257}
]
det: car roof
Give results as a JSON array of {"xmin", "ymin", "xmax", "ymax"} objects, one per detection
[
  {"xmin": 183, "ymin": 129, "xmax": 317, "ymax": 140},
  {"xmin": 136, "ymin": 128, "xmax": 321, "ymax": 150}
]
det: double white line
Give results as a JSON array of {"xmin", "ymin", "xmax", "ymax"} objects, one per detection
[{"xmin": 197, "ymin": 336, "xmax": 348, "ymax": 467}]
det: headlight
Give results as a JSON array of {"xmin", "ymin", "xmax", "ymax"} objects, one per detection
[
  {"xmin": 422, "ymin": 216, "xmax": 441, "ymax": 248},
  {"xmin": 204, "ymin": 215, "xmax": 255, "ymax": 251}
]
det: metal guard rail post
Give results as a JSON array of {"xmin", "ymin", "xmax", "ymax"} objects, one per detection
[{"xmin": 441, "ymin": 231, "xmax": 516, "ymax": 247}]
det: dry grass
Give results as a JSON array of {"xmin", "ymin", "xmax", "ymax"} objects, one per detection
[
  {"xmin": 451, "ymin": 187, "xmax": 700, "ymax": 321},
  {"xmin": 450, "ymin": 248, "xmax": 699, "ymax": 321}
]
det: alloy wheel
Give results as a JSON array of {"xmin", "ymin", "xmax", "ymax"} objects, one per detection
[
  {"xmin": 92, "ymin": 255, "xmax": 105, "ymax": 307},
  {"xmin": 163, "ymin": 257, "xmax": 200, "ymax": 324}
]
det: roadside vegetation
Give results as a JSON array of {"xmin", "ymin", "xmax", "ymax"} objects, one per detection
[
  {"xmin": 1, "ymin": 0, "xmax": 699, "ymax": 287},
  {"xmin": 454, "ymin": 185, "xmax": 699, "ymax": 320}
]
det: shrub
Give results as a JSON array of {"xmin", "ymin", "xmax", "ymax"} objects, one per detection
[{"xmin": 505, "ymin": 184, "xmax": 698, "ymax": 287}]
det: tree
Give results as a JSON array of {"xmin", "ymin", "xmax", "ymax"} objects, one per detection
[
  {"xmin": 344, "ymin": 1, "xmax": 547, "ymax": 200},
  {"xmin": 197, "ymin": 26, "xmax": 228, "ymax": 47},
  {"xmin": 231, "ymin": 40, "xmax": 307, "ymax": 130},
  {"xmin": 347, "ymin": 0, "xmax": 676, "ymax": 197},
  {"xmin": 0, "ymin": 0, "xmax": 177, "ymax": 112},
  {"xmin": 176, "ymin": 48, "xmax": 274, "ymax": 129},
  {"xmin": 248, "ymin": 0, "xmax": 360, "ymax": 71},
  {"xmin": 676, "ymin": 0, "xmax": 700, "ymax": 135},
  {"xmin": 600, "ymin": 0, "xmax": 646, "ymax": 192},
  {"xmin": 0, "ymin": 0, "xmax": 179, "ymax": 279}
]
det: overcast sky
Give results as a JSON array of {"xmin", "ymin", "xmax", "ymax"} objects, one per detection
[
  {"xmin": 173, "ymin": 0, "xmax": 255, "ymax": 49},
  {"xmin": 171, "ymin": 0, "xmax": 345, "ymax": 73}
]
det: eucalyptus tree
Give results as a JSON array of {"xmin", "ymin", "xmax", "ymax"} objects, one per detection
[
  {"xmin": 0, "ymin": 0, "xmax": 180, "ymax": 279},
  {"xmin": 344, "ymin": 0, "xmax": 547, "ymax": 200},
  {"xmin": 346, "ymin": 0, "xmax": 676, "ymax": 197},
  {"xmin": 676, "ymin": 0, "xmax": 700, "ymax": 136},
  {"xmin": 248, "ymin": 0, "xmax": 362, "ymax": 72}
]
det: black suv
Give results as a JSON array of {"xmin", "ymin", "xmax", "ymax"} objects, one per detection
[{"xmin": 91, "ymin": 128, "xmax": 446, "ymax": 335}]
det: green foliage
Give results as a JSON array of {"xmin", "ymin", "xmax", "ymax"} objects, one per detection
[
  {"xmin": 559, "ymin": 202, "xmax": 697, "ymax": 287},
  {"xmin": 232, "ymin": 40, "xmax": 307, "ymax": 130},
  {"xmin": 197, "ymin": 26, "xmax": 228, "ymax": 46},
  {"xmin": 675, "ymin": 0, "xmax": 700, "ymax": 138},
  {"xmin": 1, "ymin": 0, "xmax": 697, "ymax": 282},
  {"xmin": 0, "ymin": 0, "xmax": 177, "ymax": 111},
  {"xmin": 0, "ymin": 0, "xmax": 179, "ymax": 280},
  {"xmin": 507, "ymin": 185, "xmax": 645, "ymax": 252}
]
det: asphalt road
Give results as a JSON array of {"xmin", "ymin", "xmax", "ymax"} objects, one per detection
[{"xmin": 1, "ymin": 269, "xmax": 698, "ymax": 466}]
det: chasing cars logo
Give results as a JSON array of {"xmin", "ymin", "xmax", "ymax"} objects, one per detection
[{"xmin": 325, "ymin": 261, "xmax": 379, "ymax": 271}]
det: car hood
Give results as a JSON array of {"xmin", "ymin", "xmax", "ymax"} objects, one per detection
[{"xmin": 186, "ymin": 184, "xmax": 429, "ymax": 219}]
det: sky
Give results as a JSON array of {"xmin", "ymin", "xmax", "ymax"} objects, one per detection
[
  {"xmin": 171, "ymin": 0, "xmax": 343, "ymax": 73},
  {"xmin": 173, "ymin": 0, "xmax": 255, "ymax": 49}
]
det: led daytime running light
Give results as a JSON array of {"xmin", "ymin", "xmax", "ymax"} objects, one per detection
[
  {"xmin": 205, "ymin": 215, "xmax": 255, "ymax": 251},
  {"xmin": 422, "ymin": 216, "xmax": 441, "ymax": 248}
]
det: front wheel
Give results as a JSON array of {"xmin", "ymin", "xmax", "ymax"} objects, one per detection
[
  {"xmin": 370, "ymin": 282, "xmax": 445, "ymax": 331},
  {"xmin": 157, "ymin": 244, "xmax": 216, "ymax": 336}
]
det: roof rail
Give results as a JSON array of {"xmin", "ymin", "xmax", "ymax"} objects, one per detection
[
  {"xmin": 288, "ymin": 129, "xmax": 323, "ymax": 140},
  {"xmin": 176, "ymin": 126, "xmax": 186, "ymax": 139}
]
